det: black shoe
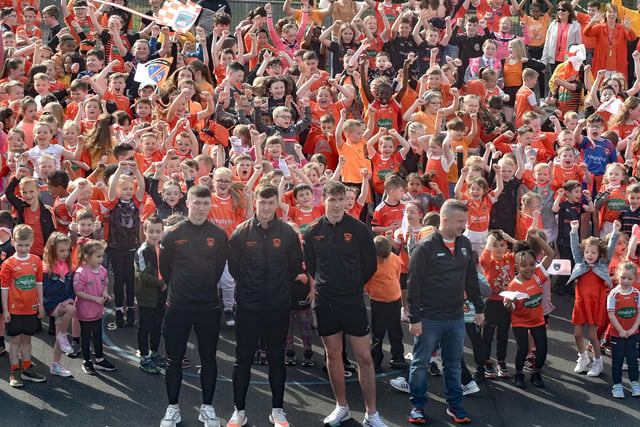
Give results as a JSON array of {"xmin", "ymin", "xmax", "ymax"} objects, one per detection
[
  {"xmin": 115, "ymin": 310, "xmax": 125, "ymax": 328},
  {"xmin": 390, "ymin": 359, "xmax": 410, "ymax": 370},
  {"xmin": 48, "ymin": 318, "xmax": 56, "ymax": 335},
  {"xmin": 513, "ymin": 373, "xmax": 526, "ymax": 389},
  {"xmin": 530, "ymin": 372, "xmax": 544, "ymax": 387},
  {"xmin": 126, "ymin": 308, "xmax": 135, "ymax": 327},
  {"xmin": 429, "ymin": 361, "xmax": 442, "ymax": 376},
  {"xmin": 95, "ymin": 358, "xmax": 116, "ymax": 372},
  {"xmin": 82, "ymin": 361, "xmax": 96, "ymax": 375},
  {"xmin": 473, "ymin": 367, "xmax": 487, "ymax": 383}
]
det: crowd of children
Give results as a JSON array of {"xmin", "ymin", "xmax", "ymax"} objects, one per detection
[{"xmin": 4, "ymin": 0, "xmax": 640, "ymax": 425}]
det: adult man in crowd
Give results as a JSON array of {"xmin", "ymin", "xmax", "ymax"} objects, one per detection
[
  {"xmin": 159, "ymin": 185, "xmax": 228, "ymax": 427},
  {"xmin": 227, "ymin": 184, "xmax": 304, "ymax": 427},
  {"xmin": 407, "ymin": 199, "xmax": 485, "ymax": 424},
  {"xmin": 303, "ymin": 181, "xmax": 387, "ymax": 427}
]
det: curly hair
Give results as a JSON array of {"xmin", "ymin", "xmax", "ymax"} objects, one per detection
[{"xmin": 580, "ymin": 237, "xmax": 609, "ymax": 262}]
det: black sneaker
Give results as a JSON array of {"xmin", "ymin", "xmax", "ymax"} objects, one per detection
[
  {"xmin": 95, "ymin": 358, "xmax": 116, "ymax": 372},
  {"xmin": 302, "ymin": 351, "xmax": 314, "ymax": 367},
  {"xmin": 473, "ymin": 367, "xmax": 486, "ymax": 383},
  {"xmin": 82, "ymin": 361, "xmax": 96, "ymax": 375},
  {"xmin": 115, "ymin": 310, "xmax": 125, "ymax": 328},
  {"xmin": 66, "ymin": 340, "xmax": 81, "ymax": 358},
  {"xmin": 530, "ymin": 372, "xmax": 544, "ymax": 387},
  {"xmin": 429, "ymin": 361, "xmax": 442, "ymax": 376},
  {"xmin": 390, "ymin": 359, "xmax": 410, "ymax": 370},
  {"xmin": 126, "ymin": 308, "xmax": 135, "ymax": 327},
  {"xmin": 513, "ymin": 373, "xmax": 526, "ymax": 389},
  {"xmin": 285, "ymin": 350, "xmax": 297, "ymax": 366},
  {"xmin": 497, "ymin": 361, "xmax": 509, "ymax": 378},
  {"xmin": 484, "ymin": 360, "xmax": 496, "ymax": 379}
]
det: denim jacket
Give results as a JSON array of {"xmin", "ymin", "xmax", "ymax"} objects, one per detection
[{"xmin": 566, "ymin": 230, "xmax": 619, "ymax": 287}]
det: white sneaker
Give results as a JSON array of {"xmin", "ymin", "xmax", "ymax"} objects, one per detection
[
  {"xmin": 390, "ymin": 376, "xmax": 410, "ymax": 393},
  {"xmin": 199, "ymin": 404, "xmax": 220, "ymax": 427},
  {"xmin": 269, "ymin": 408, "xmax": 289, "ymax": 426},
  {"xmin": 587, "ymin": 359, "xmax": 603, "ymax": 377},
  {"xmin": 632, "ymin": 381, "xmax": 640, "ymax": 397},
  {"xmin": 363, "ymin": 411, "xmax": 387, "ymax": 427},
  {"xmin": 574, "ymin": 353, "xmax": 591, "ymax": 373},
  {"xmin": 160, "ymin": 406, "xmax": 182, "ymax": 427},
  {"xmin": 226, "ymin": 407, "xmax": 247, "ymax": 427},
  {"xmin": 400, "ymin": 307, "xmax": 409, "ymax": 322},
  {"xmin": 323, "ymin": 404, "xmax": 351, "ymax": 426},
  {"xmin": 56, "ymin": 333, "xmax": 73, "ymax": 354},
  {"xmin": 612, "ymin": 383, "xmax": 625, "ymax": 399},
  {"xmin": 462, "ymin": 380, "xmax": 480, "ymax": 396},
  {"xmin": 50, "ymin": 362, "xmax": 72, "ymax": 377}
]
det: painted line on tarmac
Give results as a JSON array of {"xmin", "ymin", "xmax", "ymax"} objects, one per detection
[{"xmin": 101, "ymin": 309, "xmax": 405, "ymax": 385}]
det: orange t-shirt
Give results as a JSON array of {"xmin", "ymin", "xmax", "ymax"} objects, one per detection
[
  {"xmin": 480, "ymin": 250, "xmax": 515, "ymax": 301},
  {"xmin": 372, "ymin": 201, "xmax": 404, "ymax": 230},
  {"xmin": 22, "ymin": 206, "xmax": 44, "ymax": 256},
  {"xmin": 0, "ymin": 254, "xmax": 43, "ymax": 315},
  {"xmin": 508, "ymin": 265, "xmax": 547, "ymax": 328},
  {"xmin": 607, "ymin": 286, "xmax": 640, "ymax": 337},
  {"xmin": 364, "ymin": 253, "xmax": 402, "ymax": 303},
  {"xmin": 288, "ymin": 205, "xmax": 325, "ymax": 234},
  {"xmin": 515, "ymin": 86, "xmax": 535, "ymax": 127},
  {"xmin": 370, "ymin": 151, "xmax": 404, "ymax": 195},
  {"xmin": 463, "ymin": 192, "xmax": 497, "ymax": 232},
  {"xmin": 207, "ymin": 194, "xmax": 246, "ymax": 238},
  {"xmin": 515, "ymin": 211, "xmax": 544, "ymax": 241},
  {"xmin": 551, "ymin": 163, "xmax": 585, "ymax": 191},
  {"xmin": 337, "ymin": 139, "xmax": 370, "ymax": 184}
]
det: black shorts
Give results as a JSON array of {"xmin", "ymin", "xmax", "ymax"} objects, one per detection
[
  {"xmin": 400, "ymin": 272, "xmax": 408, "ymax": 290},
  {"xmin": 314, "ymin": 303, "xmax": 370, "ymax": 337},
  {"xmin": 6, "ymin": 313, "xmax": 39, "ymax": 336}
]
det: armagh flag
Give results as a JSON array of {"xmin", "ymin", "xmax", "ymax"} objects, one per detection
[
  {"xmin": 134, "ymin": 58, "xmax": 173, "ymax": 87},
  {"xmin": 156, "ymin": 0, "xmax": 202, "ymax": 33}
]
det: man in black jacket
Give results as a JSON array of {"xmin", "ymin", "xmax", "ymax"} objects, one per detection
[
  {"xmin": 158, "ymin": 185, "xmax": 228, "ymax": 427},
  {"xmin": 407, "ymin": 199, "xmax": 485, "ymax": 425},
  {"xmin": 227, "ymin": 184, "xmax": 304, "ymax": 427},
  {"xmin": 304, "ymin": 182, "xmax": 388, "ymax": 427}
]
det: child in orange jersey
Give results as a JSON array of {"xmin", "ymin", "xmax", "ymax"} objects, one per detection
[
  {"xmin": 279, "ymin": 182, "xmax": 325, "ymax": 234},
  {"xmin": 514, "ymin": 68, "xmax": 544, "ymax": 127},
  {"xmin": 568, "ymin": 219, "xmax": 621, "ymax": 378},
  {"xmin": 594, "ymin": 163, "xmax": 628, "ymax": 238},
  {"xmin": 1, "ymin": 225, "xmax": 46, "ymax": 387},
  {"xmin": 425, "ymin": 132, "xmax": 455, "ymax": 199},
  {"xmin": 503, "ymin": 229, "xmax": 554, "ymax": 388},
  {"xmin": 515, "ymin": 192, "xmax": 544, "ymax": 241},
  {"xmin": 366, "ymin": 128, "xmax": 411, "ymax": 205},
  {"xmin": 480, "ymin": 230, "xmax": 518, "ymax": 380},
  {"xmin": 365, "ymin": 235, "xmax": 407, "ymax": 372},
  {"xmin": 455, "ymin": 164, "xmax": 504, "ymax": 253},
  {"xmin": 371, "ymin": 175, "xmax": 406, "ymax": 235},
  {"xmin": 608, "ymin": 261, "xmax": 640, "ymax": 398},
  {"xmin": 551, "ymin": 145, "xmax": 593, "ymax": 191}
]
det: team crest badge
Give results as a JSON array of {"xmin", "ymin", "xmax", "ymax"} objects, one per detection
[
  {"xmin": 207, "ymin": 238, "xmax": 215, "ymax": 247},
  {"xmin": 344, "ymin": 233, "xmax": 352, "ymax": 242},
  {"xmin": 273, "ymin": 238, "xmax": 281, "ymax": 248},
  {"xmin": 461, "ymin": 248, "xmax": 468, "ymax": 256}
]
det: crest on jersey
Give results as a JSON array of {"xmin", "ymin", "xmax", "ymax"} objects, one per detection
[
  {"xmin": 461, "ymin": 247, "xmax": 468, "ymax": 256},
  {"xmin": 207, "ymin": 238, "xmax": 215, "ymax": 248},
  {"xmin": 273, "ymin": 238, "xmax": 281, "ymax": 248},
  {"xmin": 344, "ymin": 233, "xmax": 352, "ymax": 242}
]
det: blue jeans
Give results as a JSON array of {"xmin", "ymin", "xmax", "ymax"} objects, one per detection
[
  {"xmin": 409, "ymin": 317, "xmax": 465, "ymax": 410},
  {"xmin": 611, "ymin": 333, "xmax": 640, "ymax": 385}
]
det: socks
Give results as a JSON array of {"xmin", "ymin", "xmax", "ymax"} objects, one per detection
[
  {"xmin": 11, "ymin": 364, "xmax": 19, "ymax": 371},
  {"xmin": 72, "ymin": 337, "xmax": 80, "ymax": 343},
  {"xmin": 22, "ymin": 360, "xmax": 31, "ymax": 370}
]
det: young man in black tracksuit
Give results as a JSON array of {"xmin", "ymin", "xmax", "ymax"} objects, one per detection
[
  {"xmin": 227, "ymin": 184, "xmax": 304, "ymax": 427},
  {"xmin": 303, "ymin": 181, "xmax": 387, "ymax": 427},
  {"xmin": 158, "ymin": 185, "xmax": 228, "ymax": 427}
]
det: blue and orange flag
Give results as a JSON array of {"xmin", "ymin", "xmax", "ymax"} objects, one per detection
[{"xmin": 134, "ymin": 58, "xmax": 173, "ymax": 88}]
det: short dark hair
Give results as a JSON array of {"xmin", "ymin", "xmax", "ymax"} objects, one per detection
[
  {"xmin": 214, "ymin": 11, "xmax": 231, "ymax": 25},
  {"xmin": 293, "ymin": 183, "xmax": 312, "ymax": 198},
  {"xmin": 227, "ymin": 61, "xmax": 245, "ymax": 74},
  {"xmin": 113, "ymin": 143, "xmax": 134, "ymax": 159},
  {"xmin": 86, "ymin": 49, "xmax": 105, "ymax": 62},
  {"xmin": 47, "ymin": 170, "xmax": 69, "ymax": 188},
  {"xmin": 0, "ymin": 210, "xmax": 13, "ymax": 228},
  {"xmin": 188, "ymin": 185, "xmax": 212, "ymax": 199},
  {"xmin": 323, "ymin": 181, "xmax": 346, "ymax": 198},
  {"xmin": 563, "ymin": 179, "xmax": 582, "ymax": 192},
  {"xmin": 440, "ymin": 199, "xmax": 469, "ymax": 218},
  {"xmin": 145, "ymin": 214, "xmax": 164, "ymax": 228},
  {"xmin": 255, "ymin": 184, "xmax": 278, "ymax": 200},
  {"xmin": 42, "ymin": 5, "xmax": 60, "ymax": 19},
  {"xmin": 374, "ymin": 235, "xmax": 392, "ymax": 258}
]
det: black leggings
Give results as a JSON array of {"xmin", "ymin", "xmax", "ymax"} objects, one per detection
[
  {"xmin": 233, "ymin": 307, "xmax": 289, "ymax": 411},
  {"xmin": 138, "ymin": 305, "xmax": 165, "ymax": 356},
  {"xmin": 163, "ymin": 307, "xmax": 221, "ymax": 405},
  {"xmin": 80, "ymin": 319, "xmax": 103, "ymax": 362},
  {"xmin": 461, "ymin": 322, "xmax": 484, "ymax": 384},
  {"xmin": 108, "ymin": 248, "xmax": 135, "ymax": 309},
  {"xmin": 482, "ymin": 299, "xmax": 512, "ymax": 362},
  {"xmin": 513, "ymin": 325, "xmax": 547, "ymax": 372}
]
